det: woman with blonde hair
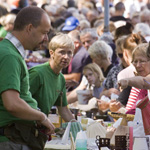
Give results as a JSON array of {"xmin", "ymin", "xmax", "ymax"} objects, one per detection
[
  {"xmin": 83, "ymin": 63, "xmax": 105, "ymax": 99},
  {"xmin": 77, "ymin": 63, "xmax": 105, "ymax": 112},
  {"xmin": 0, "ymin": 13, "xmax": 16, "ymax": 38}
]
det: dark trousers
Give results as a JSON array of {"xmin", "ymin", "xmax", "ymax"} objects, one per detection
[{"xmin": 0, "ymin": 141, "xmax": 31, "ymax": 150}]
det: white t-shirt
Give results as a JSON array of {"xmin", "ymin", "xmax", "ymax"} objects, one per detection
[{"xmin": 117, "ymin": 64, "xmax": 136, "ymax": 81}]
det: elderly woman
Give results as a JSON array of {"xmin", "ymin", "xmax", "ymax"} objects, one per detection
[
  {"xmin": 67, "ymin": 40, "xmax": 113, "ymax": 104},
  {"xmin": 110, "ymin": 43, "xmax": 150, "ymax": 114},
  {"xmin": 97, "ymin": 34, "xmax": 138, "ymax": 111}
]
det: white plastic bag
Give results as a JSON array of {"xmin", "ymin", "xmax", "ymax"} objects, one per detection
[
  {"xmin": 61, "ymin": 122, "xmax": 71, "ymax": 144},
  {"xmin": 111, "ymin": 93, "xmax": 119, "ymax": 100},
  {"xmin": 86, "ymin": 122, "xmax": 106, "ymax": 138},
  {"xmin": 101, "ymin": 95, "xmax": 110, "ymax": 102},
  {"xmin": 128, "ymin": 108, "xmax": 145, "ymax": 137}
]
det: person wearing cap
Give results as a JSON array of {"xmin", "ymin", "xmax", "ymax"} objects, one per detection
[{"xmin": 62, "ymin": 16, "xmax": 80, "ymax": 32}]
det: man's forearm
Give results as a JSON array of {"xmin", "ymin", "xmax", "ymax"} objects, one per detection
[
  {"xmin": 128, "ymin": 76, "xmax": 150, "ymax": 89},
  {"xmin": 64, "ymin": 73, "xmax": 81, "ymax": 81},
  {"xmin": 67, "ymin": 89, "xmax": 78, "ymax": 104},
  {"xmin": 57, "ymin": 106, "xmax": 75, "ymax": 122},
  {"xmin": 2, "ymin": 90, "xmax": 46, "ymax": 122}
]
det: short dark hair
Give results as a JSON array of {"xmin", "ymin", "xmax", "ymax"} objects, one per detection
[
  {"xmin": 14, "ymin": 6, "xmax": 46, "ymax": 31},
  {"xmin": 115, "ymin": 2, "xmax": 125, "ymax": 11},
  {"xmin": 114, "ymin": 22, "xmax": 133, "ymax": 41}
]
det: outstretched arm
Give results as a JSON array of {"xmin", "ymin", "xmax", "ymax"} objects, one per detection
[{"xmin": 118, "ymin": 75, "xmax": 150, "ymax": 90}]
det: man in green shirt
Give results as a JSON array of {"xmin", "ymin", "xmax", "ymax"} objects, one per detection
[
  {"xmin": 0, "ymin": 6, "xmax": 55, "ymax": 150},
  {"xmin": 29, "ymin": 33, "xmax": 75, "ymax": 122}
]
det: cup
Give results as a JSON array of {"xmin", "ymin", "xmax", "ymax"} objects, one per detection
[{"xmin": 76, "ymin": 90, "xmax": 92, "ymax": 104}]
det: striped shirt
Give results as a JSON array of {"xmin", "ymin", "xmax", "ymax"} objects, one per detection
[{"xmin": 126, "ymin": 87, "xmax": 141, "ymax": 110}]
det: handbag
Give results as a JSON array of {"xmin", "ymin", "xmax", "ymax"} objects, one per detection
[{"xmin": 4, "ymin": 122, "xmax": 48, "ymax": 150}]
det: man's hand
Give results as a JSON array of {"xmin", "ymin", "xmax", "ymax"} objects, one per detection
[
  {"xmin": 97, "ymin": 99, "xmax": 109, "ymax": 111},
  {"xmin": 82, "ymin": 91, "xmax": 93, "ymax": 101},
  {"xmin": 38, "ymin": 115, "xmax": 55, "ymax": 135},
  {"xmin": 118, "ymin": 79, "xmax": 129, "ymax": 90},
  {"xmin": 109, "ymin": 99, "xmax": 122, "ymax": 112}
]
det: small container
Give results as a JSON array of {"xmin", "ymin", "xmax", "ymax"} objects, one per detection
[
  {"xmin": 76, "ymin": 139, "xmax": 87, "ymax": 150},
  {"xmin": 76, "ymin": 90, "xmax": 92, "ymax": 104},
  {"xmin": 76, "ymin": 131, "xmax": 87, "ymax": 150}
]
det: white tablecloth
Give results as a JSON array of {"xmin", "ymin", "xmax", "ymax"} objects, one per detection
[
  {"xmin": 44, "ymin": 138, "xmax": 99, "ymax": 150},
  {"xmin": 44, "ymin": 138, "xmax": 70, "ymax": 150}
]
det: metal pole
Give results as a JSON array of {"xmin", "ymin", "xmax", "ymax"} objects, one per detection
[{"xmin": 103, "ymin": 0, "xmax": 109, "ymax": 33}]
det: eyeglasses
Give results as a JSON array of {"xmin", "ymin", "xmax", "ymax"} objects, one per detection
[
  {"xmin": 118, "ymin": 53, "xmax": 123, "ymax": 58},
  {"xmin": 132, "ymin": 60, "xmax": 150, "ymax": 65}
]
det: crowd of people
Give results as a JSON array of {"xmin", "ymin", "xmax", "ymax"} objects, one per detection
[{"xmin": 1, "ymin": 0, "xmax": 150, "ymax": 149}]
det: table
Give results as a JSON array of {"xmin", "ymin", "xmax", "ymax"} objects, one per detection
[
  {"xmin": 44, "ymin": 138, "xmax": 70, "ymax": 150},
  {"xmin": 44, "ymin": 138, "xmax": 99, "ymax": 150}
]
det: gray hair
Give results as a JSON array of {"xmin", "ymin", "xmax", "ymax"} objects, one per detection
[
  {"xmin": 67, "ymin": 7, "xmax": 79, "ymax": 14},
  {"xmin": 140, "ymin": 9, "xmax": 150, "ymax": 18},
  {"xmin": 80, "ymin": 28, "xmax": 99, "ymax": 39},
  {"xmin": 88, "ymin": 40, "xmax": 113, "ymax": 60},
  {"xmin": 99, "ymin": 32, "xmax": 114, "ymax": 44},
  {"xmin": 133, "ymin": 23, "xmax": 150, "ymax": 37},
  {"xmin": 79, "ymin": 19, "xmax": 91, "ymax": 30},
  {"xmin": 68, "ymin": 30, "xmax": 81, "ymax": 42},
  {"xmin": 44, "ymin": 5, "xmax": 57, "ymax": 15}
]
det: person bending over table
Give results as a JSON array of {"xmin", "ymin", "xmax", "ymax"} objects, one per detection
[
  {"xmin": 0, "ymin": 6, "xmax": 55, "ymax": 150},
  {"xmin": 29, "ymin": 33, "xmax": 75, "ymax": 122}
]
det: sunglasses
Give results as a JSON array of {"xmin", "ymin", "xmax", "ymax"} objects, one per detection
[{"xmin": 118, "ymin": 53, "xmax": 123, "ymax": 58}]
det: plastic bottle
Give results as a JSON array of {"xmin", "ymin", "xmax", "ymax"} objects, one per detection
[{"xmin": 76, "ymin": 131, "xmax": 87, "ymax": 150}]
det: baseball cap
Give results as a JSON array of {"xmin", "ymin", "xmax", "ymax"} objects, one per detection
[{"xmin": 62, "ymin": 16, "xmax": 79, "ymax": 31}]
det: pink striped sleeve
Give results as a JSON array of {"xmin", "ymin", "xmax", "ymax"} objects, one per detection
[{"xmin": 126, "ymin": 87, "xmax": 141, "ymax": 110}]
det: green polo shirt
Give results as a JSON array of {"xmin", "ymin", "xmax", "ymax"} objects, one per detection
[
  {"xmin": 0, "ymin": 39, "xmax": 37, "ymax": 142},
  {"xmin": 29, "ymin": 62, "xmax": 68, "ymax": 116},
  {"xmin": 0, "ymin": 26, "xmax": 7, "ymax": 38}
]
